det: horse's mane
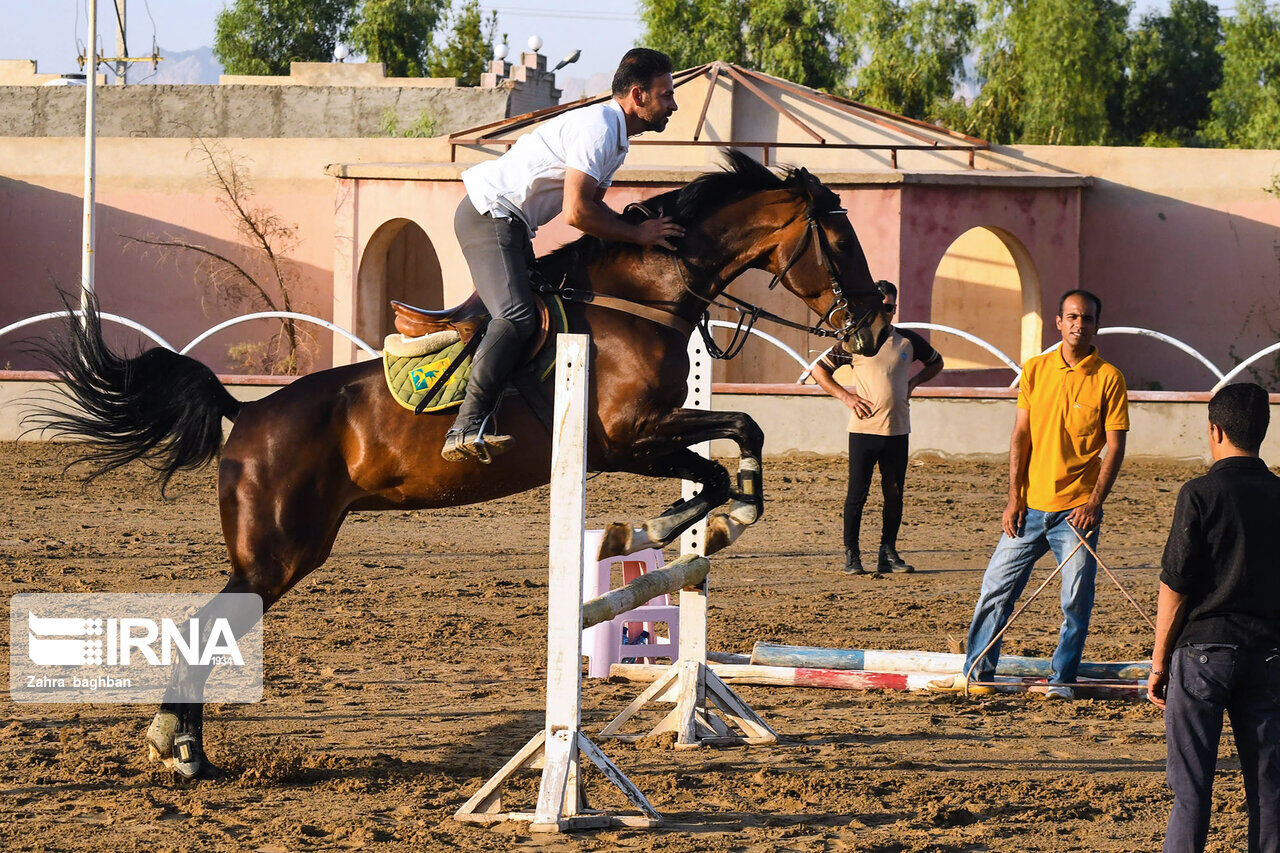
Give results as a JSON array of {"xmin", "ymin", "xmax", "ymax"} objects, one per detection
[{"xmin": 540, "ymin": 149, "xmax": 833, "ymax": 273}]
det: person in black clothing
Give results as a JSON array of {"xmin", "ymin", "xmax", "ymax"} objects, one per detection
[
  {"xmin": 1150, "ymin": 382, "xmax": 1280, "ymax": 853},
  {"xmin": 811, "ymin": 281, "xmax": 944, "ymax": 576}
]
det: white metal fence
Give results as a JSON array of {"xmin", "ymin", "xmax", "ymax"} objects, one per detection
[{"xmin": 1, "ymin": 310, "xmax": 1273, "ymax": 394}]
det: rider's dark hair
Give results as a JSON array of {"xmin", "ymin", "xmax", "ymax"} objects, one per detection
[
  {"xmin": 612, "ymin": 48, "xmax": 673, "ymax": 97},
  {"xmin": 1208, "ymin": 383, "xmax": 1270, "ymax": 453},
  {"xmin": 1058, "ymin": 289, "xmax": 1102, "ymax": 320},
  {"xmin": 875, "ymin": 280, "xmax": 897, "ymax": 299}
]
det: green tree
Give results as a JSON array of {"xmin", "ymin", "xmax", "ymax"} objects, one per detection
[
  {"xmin": 966, "ymin": 0, "xmax": 1129, "ymax": 145},
  {"xmin": 214, "ymin": 0, "xmax": 357, "ymax": 76},
  {"xmin": 350, "ymin": 0, "xmax": 448, "ymax": 77},
  {"xmin": 1120, "ymin": 0, "xmax": 1223, "ymax": 145},
  {"xmin": 837, "ymin": 0, "xmax": 976, "ymax": 120},
  {"xmin": 1202, "ymin": 0, "xmax": 1280, "ymax": 148},
  {"xmin": 636, "ymin": 0, "xmax": 748, "ymax": 70},
  {"xmin": 428, "ymin": 0, "xmax": 498, "ymax": 85},
  {"xmin": 637, "ymin": 0, "xmax": 841, "ymax": 89},
  {"xmin": 743, "ymin": 0, "xmax": 842, "ymax": 90}
]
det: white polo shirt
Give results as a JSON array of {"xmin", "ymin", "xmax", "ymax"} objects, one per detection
[{"xmin": 461, "ymin": 99, "xmax": 630, "ymax": 235}]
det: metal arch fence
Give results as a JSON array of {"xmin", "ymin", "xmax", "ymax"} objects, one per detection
[
  {"xmin": 0, "ymin": 310, "xmax": 381, "ymax": 362},
  {"xmin": 0, "ymin": 309, "xmax": 1272, "ymax": 394}
]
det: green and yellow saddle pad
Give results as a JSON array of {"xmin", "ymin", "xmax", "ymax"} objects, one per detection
[{"xmin": 382, "ymin": 295, "xmax": 568, "ymax": 413}]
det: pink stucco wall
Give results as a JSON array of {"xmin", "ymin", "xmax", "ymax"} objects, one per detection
[
  {"xmin": 1023, "ymin": 146, "xmax": 1280, "ymax": 391},
  {"xmin": 0, "ymin": 136, "xmax": 444, "ymax": 373},
  {"xmin": 6, "ymin": 137, "xmax": 1279, "ymax": 391}
]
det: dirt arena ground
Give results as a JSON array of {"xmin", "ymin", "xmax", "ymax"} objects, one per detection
[{"xmin": 0, "ymin": 441, "xmax": 1256, "ymax": 851}]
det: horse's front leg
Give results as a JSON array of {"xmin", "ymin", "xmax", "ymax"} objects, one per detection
[{"xmin": 599, "ymin": 409, "xmax": 765, "ymax": 559}]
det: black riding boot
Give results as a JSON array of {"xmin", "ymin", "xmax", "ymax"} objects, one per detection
[
  {"xmin": 442, "ymin": 318, "xmax": 525, "ymax": 463},
  {"xmin": 878, "ymin": 544, "xmax": 915, "ymax": 573}
]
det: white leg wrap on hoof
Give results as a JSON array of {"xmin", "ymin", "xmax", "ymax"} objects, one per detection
[
  {"xmin": 146, "ymin": 712, "xmax": 179, "ymax": 768},
  {"xmin": 171, "ymin": 733, "xmax": 201, "ymax": 780},
  {"xmin": 728, "ymin": 499, "xmax": 758, "ymax": 526}
]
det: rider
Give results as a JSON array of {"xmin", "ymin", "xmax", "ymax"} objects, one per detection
[{"xmin": 443, "ymin": 47, "xmax": 685, "ymax": 462}]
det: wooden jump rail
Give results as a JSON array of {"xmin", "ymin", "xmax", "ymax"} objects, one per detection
[
  {"xmin": 580, "ymin": 554, "xmax": 708, "ymax": 629},
  {"xmin": 454, "ymin": 334, "xmax": 774, "ymax": 834}
]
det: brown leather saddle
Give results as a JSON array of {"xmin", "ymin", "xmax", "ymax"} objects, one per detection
[{"xmin": 391, "ymin": 292, "xmax": 554, "ymax": 362}]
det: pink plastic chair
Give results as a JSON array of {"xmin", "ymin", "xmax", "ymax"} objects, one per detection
[{"xmin": 581, "ymin": 529, "xmax": 680, "ymax": 678}]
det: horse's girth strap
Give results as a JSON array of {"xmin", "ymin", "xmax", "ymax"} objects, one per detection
[{"xmin": 557, "ymin": 291, "xmax": 694, "ymax": 336}]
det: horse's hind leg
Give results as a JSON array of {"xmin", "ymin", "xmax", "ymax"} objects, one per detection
[{"xmin": 147, "ymin": 458, "xmax": 351, "ymax": 781}]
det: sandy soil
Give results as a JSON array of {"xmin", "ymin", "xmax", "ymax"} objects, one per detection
[{"xmin": 0, "ymin": 442, "xmax": 1255, "ymax": 851}]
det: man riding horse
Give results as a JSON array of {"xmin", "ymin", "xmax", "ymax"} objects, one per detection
[{"xmin": 444, "ymin": 48, "xmax": 685, "ymax": 462}]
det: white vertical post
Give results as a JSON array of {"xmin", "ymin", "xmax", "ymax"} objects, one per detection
[
  {"xmin": 680, "ymin": 334, "xmax": 711, "ymax": 556},
  {"xmin": 82, "ymin": 0, "xmax": 99, "ymax": 313},
  {"xmin": 532, "ymin": 333, "xmax": 589, "ymax": 826}
]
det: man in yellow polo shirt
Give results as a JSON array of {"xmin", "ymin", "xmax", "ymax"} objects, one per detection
[{"xmin": 931, "ymin": 290, "xmax": 1129, "ymax": 699}]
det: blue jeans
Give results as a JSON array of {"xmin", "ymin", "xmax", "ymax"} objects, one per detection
[
  {"xmin": 1164, "ymin": 645, "xmax": 1280, "ymax": 853},
  {"xmin": 963, "ymin": 508, "xmax": 1099, "ymax": 683}
]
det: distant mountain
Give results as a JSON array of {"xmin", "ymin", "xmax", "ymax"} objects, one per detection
[
  {"xmin": 134, "ymin": 46, "xmax": 222, "ymax": 85},
  {"xmin": 558, "ymin": 72, "xmax": 612, "ymax": 104}
]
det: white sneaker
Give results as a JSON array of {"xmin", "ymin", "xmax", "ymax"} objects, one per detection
[{"xmin": 1036, "ymin": 684, "xmax": 1075, "ymax": 700}]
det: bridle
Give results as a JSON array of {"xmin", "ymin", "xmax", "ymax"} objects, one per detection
[
  {"xmin": 544, "ymin": 202, "xmax": 882, "ymax": 360},
  {"xmin": 686, "ymin": 206, "xmax": 882, "ymax": 360}
]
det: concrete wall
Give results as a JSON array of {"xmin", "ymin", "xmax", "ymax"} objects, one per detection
[
  {"xmin": 711, "ymin": 391, "xmax": 1260, "ymax": 464},
  {"xmin": 0, "ymin": 84, "xmax": 509, "ymax": 138}
]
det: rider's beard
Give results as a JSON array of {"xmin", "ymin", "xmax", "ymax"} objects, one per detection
[{"xmin": 643, "ymin": 112, "xmax": 669, "ymax": 133}]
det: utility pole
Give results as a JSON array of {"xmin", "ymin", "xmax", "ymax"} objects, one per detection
[
  {"xmin": 82, "ymin": 0, "xmax": 98, "ymax": 311},
  {"xmin": 114, "ymin": 0, "xmax": 127, "ymax": 86}
]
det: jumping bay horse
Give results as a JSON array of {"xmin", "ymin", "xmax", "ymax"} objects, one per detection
[{"xmin": 35, "ymin": 150, "xmax": 889, "ymax": 779}]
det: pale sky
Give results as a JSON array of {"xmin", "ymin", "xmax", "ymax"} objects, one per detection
[
  {"xmin": 0, "ymin": 0, "xmax": 1234, "ymax": 81},
  {"xmin": 0, "ymin": 0, "xmax": 641, "ymax": 80}
]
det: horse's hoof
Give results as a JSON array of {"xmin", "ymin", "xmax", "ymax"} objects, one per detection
[
  {"xmin": 598, "ymin": 523, "xmax": 633, "ymax": 560},
  {"xmin": 172, "ymin": 762, "xmax": 224, "ymax": 783},
  {"xmin": 704, "ymin": 513, "xmax": 734, "ymax": 555}
]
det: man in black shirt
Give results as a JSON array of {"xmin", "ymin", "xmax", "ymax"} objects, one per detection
[{"xmin": 1151, "ymin": 382, "xmax": 1280, "ymax": 853}]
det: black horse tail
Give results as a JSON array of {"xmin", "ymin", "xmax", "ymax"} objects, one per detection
[{"xmin": 26, "ymin": 293, "xmax": 241, "ymax": 495}]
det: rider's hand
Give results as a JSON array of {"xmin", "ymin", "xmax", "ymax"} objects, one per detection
[
  {"xmin": 1067, "ymin": 500, "xmax": 1101, "ymax": 532},
  {"xmin": 847, "ymin": 394, "xmax": 873, "ymax": 419},
  {"xmin": 1002, "ymin": 497, "xmax": 1027, "ymax": 539},
  {"xmin": 636, "ymin": 216, "xmax": 685, "ymax": 251}
]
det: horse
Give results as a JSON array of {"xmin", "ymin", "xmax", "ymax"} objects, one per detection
[{"xmin": 33, "ymin": 150, "xmax": 890, "ymax": 780}]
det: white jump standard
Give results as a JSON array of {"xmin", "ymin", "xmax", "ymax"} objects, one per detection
[{"xmin": 453, "ymin": 334, "xmax": 774, "ymax": 832}]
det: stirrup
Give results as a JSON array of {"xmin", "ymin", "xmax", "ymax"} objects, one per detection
[{"xmin": 441, "ymin": 414, "xmax": 514, "ymax": 464}]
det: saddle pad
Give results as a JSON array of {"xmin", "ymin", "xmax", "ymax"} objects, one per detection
[{"xmin": 382, "ymin": 294, "xmax": 569, "ymax": 413}]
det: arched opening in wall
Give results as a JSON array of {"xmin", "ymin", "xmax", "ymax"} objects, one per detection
[
  {"xmin": 930, "ymin": 226, "xmax": 1041, "ymax": 377},
  {"xmin": 356, "ymin": 219, "xmax": 443, "ymax": 347}
]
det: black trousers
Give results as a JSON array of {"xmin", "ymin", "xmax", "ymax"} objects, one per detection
[
  {"xmin": 1164, "ymin": 644, "xmax": 1280, "ymax": 853},
  {"xmin": 844, "ymin": 432, "xmax": 909, "ymax": 553},
  {"xmin": 451, "ymin": 197, "xmax": 541, "ymax": 426}
]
